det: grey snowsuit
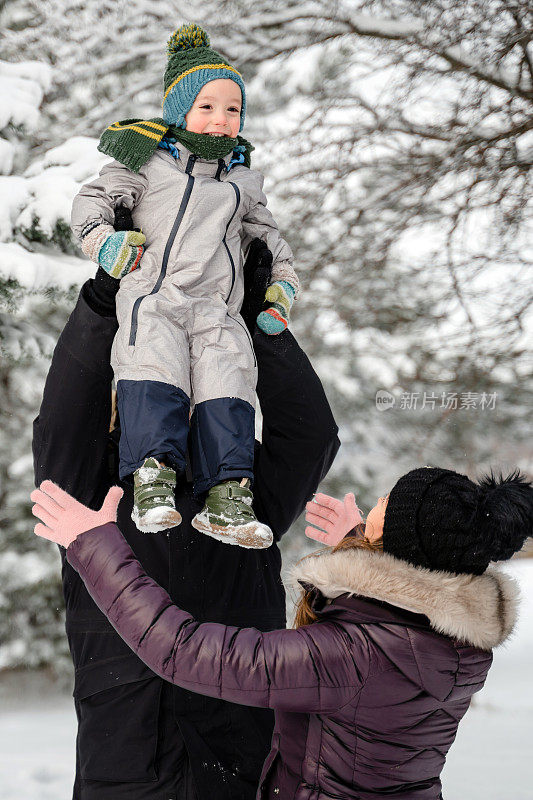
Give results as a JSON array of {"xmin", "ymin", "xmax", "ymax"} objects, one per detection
[{"xmin": 71, "ymin": 143, "xmax": 294, "ymax": 492}]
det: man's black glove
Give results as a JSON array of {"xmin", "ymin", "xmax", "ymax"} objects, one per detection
[
  {"xmin": 240, "ymin": 239, "xmax": 273, "ymax": 335},
  {"xmin": 114, "ymin": 205, "xmax": 135, "ymax": 232}
]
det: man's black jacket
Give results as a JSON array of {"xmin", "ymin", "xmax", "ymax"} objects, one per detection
[{"xmin": 32, "ymin": 261, "xmax": 339, "ymax": 799}]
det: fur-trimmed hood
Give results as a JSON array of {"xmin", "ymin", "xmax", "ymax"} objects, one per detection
[{"xmin": 292, "ymin": 547, "xmax": 521, "ymax": 650}]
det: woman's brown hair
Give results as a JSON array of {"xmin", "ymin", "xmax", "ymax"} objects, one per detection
[
  {"xmin": 293, "ymin": 523, "xmax": 383, "ymax": 628},
  {"xmin": 110, "ymin": 389, "xmax": 118, "ymax": 433}
]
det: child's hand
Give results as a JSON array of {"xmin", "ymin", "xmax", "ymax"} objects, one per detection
[
  {"xmin": 256, "ymin": 281, "xmax": 295, "ymax": 335},
  {"xmin": 98, "ymin": 230, "xmax": 146, "ymax": 279},
  {"xmin": 31, "ymin": 480, "xmax": 123, "ymax": 549},
  {"xmin": 305, "ymin": 492, "xmax": 363, "ymax": 546}
]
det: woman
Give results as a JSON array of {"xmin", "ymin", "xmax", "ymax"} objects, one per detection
[{"xmin": 31, "ymin": 466, "xmax": 532, "ymax": 799}]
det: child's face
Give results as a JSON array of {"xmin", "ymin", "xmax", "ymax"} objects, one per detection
[{"xmin": 185, "ymin": 79, "xmax": 242, "ymax": 138}]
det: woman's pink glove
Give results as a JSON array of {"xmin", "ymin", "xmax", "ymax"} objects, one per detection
[
  {"xmin": 31, "ymin": 480, "xmax": 123, "ymax": 548},
  {"xmin": 305, "ymin": 492, "xmax": 363, "ymax": 546}
]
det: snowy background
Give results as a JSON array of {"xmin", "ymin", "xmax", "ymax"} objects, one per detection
[{"xmin": 0, "ymin": 1, "xmax": 531, "ymax": 796}]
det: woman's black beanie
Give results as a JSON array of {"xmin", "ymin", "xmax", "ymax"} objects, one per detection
[{"xmin": 382, "ymin": 466, "xmax": 533, "ymax": 574}]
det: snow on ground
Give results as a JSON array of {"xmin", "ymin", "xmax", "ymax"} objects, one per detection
[
  {"xmin": 0, "ymin": 559, "xmax": 531, "ymax": 799},
  {"xmin": 0, "ymin": 695, "xmax": 76, "ymax": 800},
  {"xmin": 441, "ymin": 558, "xmax": 533, "ymax": 799}
]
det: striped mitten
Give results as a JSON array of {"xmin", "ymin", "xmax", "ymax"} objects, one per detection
[
  {"xmin": 256, "ymin": 281, "xmax": 296, "ymax": 335},
  {"xmin": 98, "ymin": 230, "xmax": 146, "ymax": 279},
  {"xmin": 81, "ymin": 223, "xmax": 145, "ymax": 279}
]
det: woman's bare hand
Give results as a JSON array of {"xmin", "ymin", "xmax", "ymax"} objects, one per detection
[{"xmin": 305, "ymin": 492, "xmax": 363, "ymax": 546}]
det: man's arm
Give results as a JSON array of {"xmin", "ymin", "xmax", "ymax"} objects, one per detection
[
  {"xmin": 32, "ymin": 278, "xmax": 118, "ymax": 508},
  {"xmin": 253, "ymin": 330, "xmax": 340, "ymax": 539}
]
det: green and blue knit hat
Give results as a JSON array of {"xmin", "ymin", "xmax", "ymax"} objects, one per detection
[{"xmin": 162, "ymin": 23, "xmax": 246, "ymax": 131}]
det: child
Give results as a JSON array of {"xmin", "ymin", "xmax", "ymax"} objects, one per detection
[{"xmin": 71, "ymin": 23, "xmax": 299, "ymax": 546}]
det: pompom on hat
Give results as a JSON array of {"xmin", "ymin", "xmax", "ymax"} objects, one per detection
[
  {"xmin": 162, "ymin": 23, "xmax": 246, "ymax": 130},
  {"xmin": 383, "ymin": 466, "xmax": 533, "ymax": 574}
]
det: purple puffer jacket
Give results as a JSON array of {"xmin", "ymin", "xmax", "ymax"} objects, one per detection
[{"xmin": 67, "ymin": 523, "xmax": 519, "ymax": 800}]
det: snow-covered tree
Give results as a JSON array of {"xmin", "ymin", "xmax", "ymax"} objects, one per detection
[
  {"xmin": 0, "ymin": 57, "xmax": 98, "ymax": 672},
  {"xmin": 209, "ymin": 0, "xmax": 533, "ymax": 496},
  {"xmin": 6, "ymin": 0, "xmax": 528, "ymax": 490},
  {"xmin": 0, "ymin": 1, "xmax": 531, "ymax": 656}
]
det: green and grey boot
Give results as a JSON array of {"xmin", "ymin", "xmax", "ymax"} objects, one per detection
[
  {"xmin": 192, "ymin": 479, "xmax": 273, "ymax": 549},
  {"xmin": 132, "ymin": 457, "xmax": 182, "ymax": 533}
]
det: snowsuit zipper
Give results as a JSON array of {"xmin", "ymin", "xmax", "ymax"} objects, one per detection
[
  {"xmin": 223, "ymin": 182, "xmax": 240, "ymax": 304},
  {"xmin": 232, "ymin": 312, "xmax": 257, "ymax": 368},
  {"xmin": 129, "ymin": 154, "xmax": 197, "ymax": 346},
  {"xmin": 219, "ymin": 177, "xmax": 256, "ymax": 366}
]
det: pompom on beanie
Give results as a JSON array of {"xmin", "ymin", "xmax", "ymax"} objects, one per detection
[
  {"xmin": 383, "ymin": 466, "xmax": 533, "ymax": 574},
  {"xmin": 162, "ymin": 23, "xmax": 246, "ymax": 131}
]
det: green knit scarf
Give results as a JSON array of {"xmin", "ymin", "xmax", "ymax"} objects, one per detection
[{"xmin": 98, "ymin": 118, "xmax": 254, "ymax": 173}]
